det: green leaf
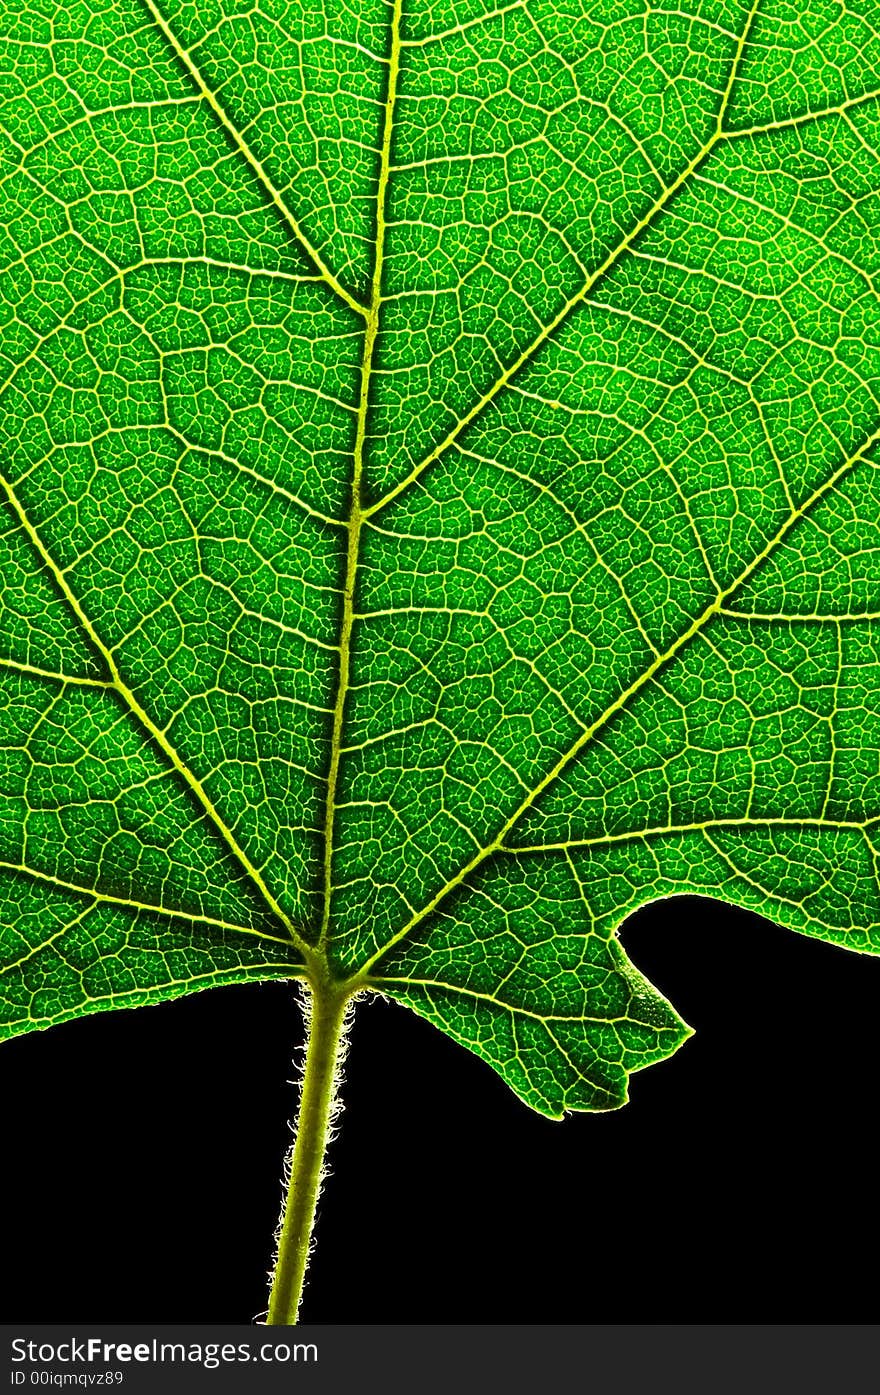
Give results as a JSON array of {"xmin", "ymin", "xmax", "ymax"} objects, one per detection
[{"xmin": 3, "ymin": 0, "xmax": 880, "ymax": 1139}]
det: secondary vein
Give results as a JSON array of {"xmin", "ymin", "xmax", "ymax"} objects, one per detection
[
  {"xmin": 362, "ymin": 0, "xmax": 762, "ymax": 521},
  {"xmin": 0, "ymin": 468, "xmax": 316, "ymax": 965},
  {"xmin": 0, "ymin": 858, "xmax": 299, "ymax": 951},
  {"xmin": 139, "ymin": 0, "xmax": 369, "ymax": 321},
  {"xmin": 357, "ymin": 418, "xmax": 880, "ymax": 978}
]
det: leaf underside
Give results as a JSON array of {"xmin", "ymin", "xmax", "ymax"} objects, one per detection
[{"xmin": 3, "ymin": 0, "xmax": 880, "ymax": 1116}]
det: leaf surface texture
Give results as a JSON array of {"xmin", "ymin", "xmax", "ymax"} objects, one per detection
[{"xmin": 2, "ymin": 0, "xmax": 880, "ymax": 1112}]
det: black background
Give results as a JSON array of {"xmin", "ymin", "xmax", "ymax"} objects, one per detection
[{"xmin": 2, "ymin": 893, "xmax": 878, "ymax": 1324}]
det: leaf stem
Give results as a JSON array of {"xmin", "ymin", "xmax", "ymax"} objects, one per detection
[{"xmin": 267, "ymin": 982, "xmax": 352, "ymax": 1324}]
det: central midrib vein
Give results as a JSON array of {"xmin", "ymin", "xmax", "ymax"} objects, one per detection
[
  {"xmin": 130, "ymin": 0, "xmax": 755, "ymax": 969},
  {"xmin": 317, "ymin": 0, "xmax": 405, "ymax": 954}
]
